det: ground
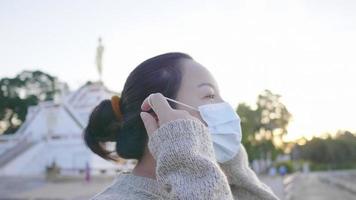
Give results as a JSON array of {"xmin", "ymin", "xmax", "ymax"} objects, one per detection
[
  {"xmin": 283, "ymin": 170, "xmax": 356, "ymax": 200},
  {"xmin": 0, "ymin": 170, "xmax": 355, "ymax": 200}
]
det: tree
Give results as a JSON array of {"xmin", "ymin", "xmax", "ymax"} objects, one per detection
[
  {"xmin": 237, "ymin": 90, "xmax": 292, "ymax": 161},
  {"xmin": 296, "ymin": 130, "xmax": 356, "ymax": 169},
  {"xmin": 0, "ymin": 70, "xmax": 69, "ymax": 134}
]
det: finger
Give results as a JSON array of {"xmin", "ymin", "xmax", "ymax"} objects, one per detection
[
  {"xmin": 141, "ymin": 95, "xmax": 152, "ymax": 111},
  {"xmin": 140, "ymin": 112, "xmax": 158, "ymax": 135},
  {"xmin": 141, "ymin": 93, "xmax": 157, "ymax": 111},
  {"xmin": 141, "ymin": 93, "xmax": 173, "ymax": 115},
  {"xmin": 147, "ymin": 93, "xmax": 174, "ymax": 118}
]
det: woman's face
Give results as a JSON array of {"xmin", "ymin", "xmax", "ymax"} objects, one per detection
[{"xmin": 175, "ymin": 59, "xmax": 224, "ymax": 123}]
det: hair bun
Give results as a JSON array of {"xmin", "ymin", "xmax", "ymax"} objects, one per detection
[{"xmin": 83, "ymin": 99, "xmax": 121, "ymax": 161}]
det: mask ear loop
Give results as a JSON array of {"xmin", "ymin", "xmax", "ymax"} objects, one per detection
[
  {"xmin": 165, "ymin": 97, "xmax": 199, "ymax": 111},
  {"xmin": 165, "ymin": 97, "xmax": 210, "ymax": 127}
]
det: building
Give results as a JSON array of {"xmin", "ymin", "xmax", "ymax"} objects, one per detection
[{"xmin": 0, "ymin": 81, "xmax": 134, "ymax": 176}]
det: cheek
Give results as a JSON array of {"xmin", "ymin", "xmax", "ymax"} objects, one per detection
[
  {"xmin": 189, "ymin": 110, "xmax": 207, "ymax": 126},
  {"xmin": 174, "ymin": 100, "xmax": 207, "ymax": 126}
]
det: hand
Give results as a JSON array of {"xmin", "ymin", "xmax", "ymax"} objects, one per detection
[{"xmin": 140, "ymin": 93, "xmax": 197, "ymax": 136}]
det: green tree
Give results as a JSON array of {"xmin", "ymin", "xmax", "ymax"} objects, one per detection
[
  {"xmin": 296, "ymin": 130, "xmax": 356, "ymax": 170},
  {"xmin": 237, "ymin": 90, "xmax": 292, "ymax": 161},
  {"xmin": 0, "ymin": 70, "xmax": 68, "ymax": 134}
]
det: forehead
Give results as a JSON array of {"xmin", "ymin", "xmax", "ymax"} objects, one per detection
[{"xmin": 179, "ymin": 59, "xmax": 218, "ymax": 90}]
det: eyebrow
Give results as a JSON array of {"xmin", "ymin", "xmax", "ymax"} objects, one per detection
[{"xmin": 198, "ymin": 82, "xmax": 216, "ymax": 90}]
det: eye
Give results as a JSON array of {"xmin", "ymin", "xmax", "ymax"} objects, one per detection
[{"xmin": 205, "ymin": 94, "xmax": 215, "ymax": 99}]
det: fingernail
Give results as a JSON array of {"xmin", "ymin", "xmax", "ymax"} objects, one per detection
[
  {"xmin": 140, "ymin": 112, "xmax": 145, "ymax": 119},
  {"xmin": 148, "ymin": 96, "xmax": 152, "ymax": 107}
]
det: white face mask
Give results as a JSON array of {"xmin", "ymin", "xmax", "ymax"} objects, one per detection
[{"xmin": 165, "ymin": 97, "xmax": 242, "ymax": 163}]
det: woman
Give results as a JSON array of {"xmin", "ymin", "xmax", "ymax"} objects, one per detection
[{"xmin": 84, "ymin": 52, "xmax": 279, "ymax": 199}]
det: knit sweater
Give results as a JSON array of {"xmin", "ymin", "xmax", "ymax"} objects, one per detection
[{"xmin": 91, "ymin": 118, "xmax": 279, "ymax": 200}]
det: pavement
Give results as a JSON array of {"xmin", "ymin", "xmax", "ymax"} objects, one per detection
[
  {"xmin": 1, "ymin": 170, "xmax": 355, "ymax": 200},
  {"xmin": 260, "ymin": 175, "xmax": 285, "ymax": 199},
  {"xmin": 0, "ymin": 176, "xmax": 114, "ymax": 200},
  {"xmin": 284, "ymin": 170, "xmax": 356, "ymax": 200}
]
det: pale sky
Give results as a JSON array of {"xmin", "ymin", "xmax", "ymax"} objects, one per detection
[{"xmin": 1, "ymin": 0, "xmax": 355, "ymax": 141}]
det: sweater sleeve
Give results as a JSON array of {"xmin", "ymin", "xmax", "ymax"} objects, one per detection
[
  {"xmin": 219, "ymin": 144, "xmax": 280, "ymax": 200},
  {"xmin": 148, "ymin": 118, "xmax": 234, "ymax": 200}
]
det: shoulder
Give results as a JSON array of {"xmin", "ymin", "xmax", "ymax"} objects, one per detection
[
  {"xmin": 90, "ymin": 181, "xmax": 159, "ymax": 200},
  {"xmin": 89, "ymin": 172, "xmax": 163, "ymax": 200},
  {"xmin": 89, "ymin": 178, "xmax": 126, "ymax": 200},
  {"xmin": 90, "ymin": 186, "xmax": 157, "ymax": 200}
]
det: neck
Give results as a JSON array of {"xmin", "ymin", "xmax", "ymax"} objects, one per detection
[{"xmin": 132, "ymin": 146, "xmax": 156, "ymax": 179}]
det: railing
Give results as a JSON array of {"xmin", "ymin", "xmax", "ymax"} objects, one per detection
[
  {"xmin": 0, "ymin": 141, "xmax": 37, "ymax": 168},
  {"xmin": 0, "ymin": 132, "xmax": 37, "ymax": 168}
]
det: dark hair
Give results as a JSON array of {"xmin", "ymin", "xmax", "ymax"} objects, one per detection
[{"xmin": 83, "ymin": 52, "xmax": 192, "ymax": 161}]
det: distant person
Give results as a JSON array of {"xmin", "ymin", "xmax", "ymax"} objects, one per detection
[
  {"xmin": 84, "ymin": 53, "xmax": 279, "ymax": 199},
  {"xmin": 279, "ymin": 165, "xmax": 287, "ymax": 176},
  {"xmin": 85, "ymin": 161, "xmax": 91, "ymax": 182},
  {"xmin": 269, "ymin": 166, "xmax": 277, "ymax": 176}
]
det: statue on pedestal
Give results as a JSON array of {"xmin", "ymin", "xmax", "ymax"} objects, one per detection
[{"xmin": 96, "ymin": 37, "xmax": 104, "ymax": 82}]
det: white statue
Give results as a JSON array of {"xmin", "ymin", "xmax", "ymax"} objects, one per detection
[{"xmin": 96, "ymin": 37, "xmax": 104, "ymax": 81}]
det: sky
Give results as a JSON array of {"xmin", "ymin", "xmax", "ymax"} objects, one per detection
[{"xmin": 1, "ymin": 0, "xmax": 355, "ymax": 141}]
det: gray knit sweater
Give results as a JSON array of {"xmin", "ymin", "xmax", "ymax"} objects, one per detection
[{"xmin": 91, "ymin": 118, "xmax": 279, "ymax": 200}]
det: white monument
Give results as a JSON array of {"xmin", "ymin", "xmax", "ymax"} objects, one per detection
[
  {"xmin": 0, "ymin": 40, "xmax": 135, "ymax": 176},
  {"xmin": 0, "ymin": 81, "xmax": 134, "ymax": 176}
]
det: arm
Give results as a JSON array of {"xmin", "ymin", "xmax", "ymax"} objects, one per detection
[
  {"xmin": 219, "ymin": 144, "xmax": 280, "ymax": 200},
  {"xmin": 148, "ymin": 118, "xmax": 234, "ymax": 200}
]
